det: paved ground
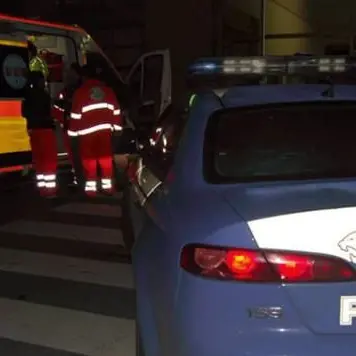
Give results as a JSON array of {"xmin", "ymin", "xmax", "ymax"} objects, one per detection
[{"xmin": 0, "ymin": 177, "xmax": 135, "ymax": 355}]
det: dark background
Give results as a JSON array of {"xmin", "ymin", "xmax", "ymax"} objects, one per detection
[
  {"xmin": 0, "ymin": 0, "xmax": 260, "ymax": 77},
  {"xmin": 2, "ymin": 0, "xmax": 356, "ymax": 98},
  {"xmin": 1, "ymin": 0, "xmax": 146, "ymax": 76}
]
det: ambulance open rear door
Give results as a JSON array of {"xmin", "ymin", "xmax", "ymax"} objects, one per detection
[{"xmin": 0, "ymin": 35, "xmax": 30, "ymax": 174}]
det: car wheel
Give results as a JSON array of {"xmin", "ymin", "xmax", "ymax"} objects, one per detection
[{"xmin": 136, "ymin": 320, "xmax": 145, "ymax": 356}]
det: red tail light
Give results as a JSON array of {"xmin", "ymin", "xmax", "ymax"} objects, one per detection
[{"xmin": 180, "ymin": 244, "xmax": 355, "ymax": 282}]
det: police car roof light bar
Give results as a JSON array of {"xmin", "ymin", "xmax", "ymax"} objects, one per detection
[{"xmin": 188, "ymin": 55, "xmax": 354, "ymax": 77}]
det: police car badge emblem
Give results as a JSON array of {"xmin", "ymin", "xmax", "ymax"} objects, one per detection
[{"xmin": 338, "ymin": 231, "xmax": 356, "ymax": 263}]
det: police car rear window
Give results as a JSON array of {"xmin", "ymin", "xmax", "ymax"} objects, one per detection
[{"xmin": 204, "ymin": 101, "xmax": 356, "ymax": 183}]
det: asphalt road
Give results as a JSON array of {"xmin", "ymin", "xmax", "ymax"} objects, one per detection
[{"xmin": 0, "ymin": 176, "xmax": 135, "ymax": 355}]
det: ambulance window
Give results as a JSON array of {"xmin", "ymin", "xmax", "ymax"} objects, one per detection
[{"xmin": 26, "ymin": 34, "xmax": 76, "ymax": 97}]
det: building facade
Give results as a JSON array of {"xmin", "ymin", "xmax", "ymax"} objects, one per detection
[{"xmin": 13, "ymin": 0, "xmax": 356, "ymax": 76}]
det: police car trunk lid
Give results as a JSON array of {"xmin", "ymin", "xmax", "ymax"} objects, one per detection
[{"xmin": 223, "ymin": 181, "xmax": 356, "ymax": 334}]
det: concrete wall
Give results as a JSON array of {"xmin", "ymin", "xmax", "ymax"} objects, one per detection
[
  {"xmin": 265, "ymin": 0, "xmax": 313, "ymax": 54},
  {"xmin": 307, "ymin": 0, "xmax": 356, "ymax": 33},
  {"xmin": 143, "ymin": 0, "xmax": 356, "ymax": 102},
  {"xmin": 227, "ymin": 0, "xmax": 262, "ymax": 19},
  {"xmin": 232, "ymin": 0, "xmax": 356, "ymax": 55},
  {"xmin": 226, "ymin": 0, "xmax": 314, "ymax": 55},
  {"xmin": 221, "ymin": 4, "xmax": 260, "ymax": 56},
  {"xmin": 144, "ymin": 0, "xmax": 214, "ymax": 103}
]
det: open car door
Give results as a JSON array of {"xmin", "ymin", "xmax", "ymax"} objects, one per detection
[
  {"xmin": 114, "ymin": 49, "xmax": 171, "ymax": 156},
  {"xmin": 126, "ymin": 49, "xmax": 171, "ymax": 132}
]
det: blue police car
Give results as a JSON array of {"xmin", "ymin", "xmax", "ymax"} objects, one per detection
[{"xmin": 126, "ymin": 56, "xmax": 356, "ymax": 356}]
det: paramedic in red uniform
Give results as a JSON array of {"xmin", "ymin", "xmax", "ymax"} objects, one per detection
[
  {"xmin": 52, "ymin": 63, "xmax": 82, "ymax": 185},
  {"xmin": 68, "ymin": 64, "xmax": 122, "ymax": 196},
  {"xmin": 22, "ymin": 71, "xmax": 57, "ymax": 197}
]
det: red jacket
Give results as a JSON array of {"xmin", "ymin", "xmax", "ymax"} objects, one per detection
[{"xmin": 68, "ymin": 79, "xmax": 122, "ymax": 137}]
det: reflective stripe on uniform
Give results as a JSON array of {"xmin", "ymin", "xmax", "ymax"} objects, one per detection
[
  {"xmin": 43, "ymin": 174, "xmax": 56, "ymax": 181},
  {"xmin": 112, "ymin": 124, "xmax": 122, "ymax": 131},
  {"xmin": 70, "ymin": 103, "xmax": 120, "ymax": 120},
  {"xmin": 36, "ymin": 174, "xmax": 45, "ymax": 188},
  {"xmin": 101, "ymin": 178, "xmax": 112, "ymax": 190},
  {"xmin": 82, "ymin": 102, "xmax": 114, "ymax": 113},
  {"xmin": 68, "ymin": 123, "xmax": 117, "ymax": 136},
  {"xmin": 43, "ymin": 174, "xmax": 56, "ymax": 189},
  {"xmin": 53, "ymin": 105, "xmax": 64, "ymax": 112},
  {"xmin": 70, "ymin": 112, "xmax": 82, "ymax": 119},
  {"xmin": 46, "ymin": 182, "xmax": 56, "ymax": 188},
  {"xmin": 36, "ymin": 173, "xmax": 56, "ymax": 189},
  {"xmin": 85, "ymin": 180, "xmax": 97, "ymax": 192}
]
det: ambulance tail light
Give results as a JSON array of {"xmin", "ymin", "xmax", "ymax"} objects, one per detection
[{"xmin": 180, "ymin": 244, "xmax": 355, "ymax": 283}]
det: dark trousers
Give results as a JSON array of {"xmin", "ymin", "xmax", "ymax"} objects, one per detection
[{"xmin": 30, "ymin": 129, "xmax": 57, "ymax": 196}]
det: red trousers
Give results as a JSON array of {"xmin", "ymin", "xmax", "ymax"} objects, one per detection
[
  {"xmin": 78, "ymin": 129, "xmax": 114, "ymax": 195},
  {"xmin": 30, "ymin": 129, "xmax": 57, "ymax": 196}
]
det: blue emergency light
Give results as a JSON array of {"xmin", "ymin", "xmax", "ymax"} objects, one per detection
[{"xmin": 188, "ymin": 56, "xmax": 352, "ymax": 76}]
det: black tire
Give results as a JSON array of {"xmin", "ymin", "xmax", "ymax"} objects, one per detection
[{"xmin": 136, "ymin": 320, "xmax": 145, "ymax": 356}]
